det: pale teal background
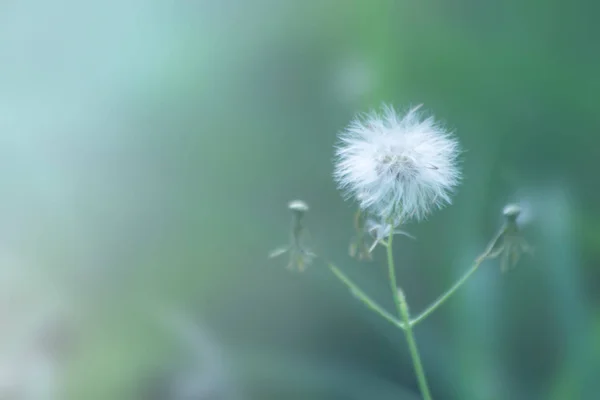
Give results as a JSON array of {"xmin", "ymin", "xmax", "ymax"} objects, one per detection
[{"xmin": 1, "ymin": 1, "xmax": 599, "ymax": 399}]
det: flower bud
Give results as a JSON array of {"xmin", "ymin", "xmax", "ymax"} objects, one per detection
[{"xmin": 502, "ymin": 204, "xmax": 521, "ymax": 222}]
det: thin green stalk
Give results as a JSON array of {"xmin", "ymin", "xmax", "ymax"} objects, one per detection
[
  {"xmin": 410, "ymin": 257, "xmax": 484, "ymax": 326},
  {"xmin": 386, "ymin": 232, "xmax": 433, "ymax": 400},
  {"xmin": 329, "ymin": 263, "xmax": 405, "ymax": 330},
  {"xmin": 409, "ymin": 231, "xmax": 504, "ymax": 327}
]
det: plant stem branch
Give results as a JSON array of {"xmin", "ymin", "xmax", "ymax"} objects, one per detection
[
  {"xmin": 410, "ymin": 257, "xmax": 484, "ymax": 326},
  {"xmin": 329, "ymin": 263, "xmax": 405, "ymax": 330}
]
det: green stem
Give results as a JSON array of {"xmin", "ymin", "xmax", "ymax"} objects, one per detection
[
  {"xmin": 329, "ymin": 263, "xmax": 405, "ymax": 330},
  {"xmin": 386, "ymin": 232, "xmax": 433, "ymax": 400},
  {"xmin": 410, "ymin": 257, "xmax": 484, "ymax": 326}
]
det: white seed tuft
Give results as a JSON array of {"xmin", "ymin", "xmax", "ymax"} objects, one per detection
[{"xmin": 333, "ymin": 105, "xmax": 461, "ymax": 222}]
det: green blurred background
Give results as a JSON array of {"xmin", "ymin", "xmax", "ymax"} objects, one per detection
[{"xmin": 1, "ymin": 1, "xmax": 599, "ymax": 399}]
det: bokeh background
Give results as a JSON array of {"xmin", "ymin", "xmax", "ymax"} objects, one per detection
[{"xmin": 1, "ymin": 1, "xmax": 599, "ymax": 399}]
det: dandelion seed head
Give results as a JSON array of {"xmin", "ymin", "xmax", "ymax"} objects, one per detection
[{"xmin": 334, "ymin": 105, "xmax": 461, "ymax": 222}]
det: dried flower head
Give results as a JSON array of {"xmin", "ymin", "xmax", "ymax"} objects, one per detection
[
  {"xmin": 288, "ymin": 200, "xmax": 309, "ymax": 213},
  {"xmin": 269, "ymin": 200, "xmax": 315, "ymax": 271},
  {"xmin": 478, "ymin": 204, "xmax": 533, "ymax": 272},
  {"xmin": 334, "ymin": 105, "xmax": 461, "ymax": 222},
  {"xmin": 502, "ymin": 204, "xmax": 521, "ymax": 221}
]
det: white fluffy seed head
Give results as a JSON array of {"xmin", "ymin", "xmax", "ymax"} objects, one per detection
[{"xmin": 333, "ymin": 105, "xmax": 461, "ymax": 222}]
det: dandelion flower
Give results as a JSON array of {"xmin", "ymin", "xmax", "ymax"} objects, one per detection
[{"xmin": 334, "ymin": 105, "xmax": 461, "ymax": 222}]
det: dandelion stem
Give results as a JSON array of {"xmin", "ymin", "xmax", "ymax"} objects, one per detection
[
  {"xmin": 410, "ymin": 258, "xmax": 483, "ymax": 326},
  {"xmin": 329, "ymin": 263, "xmax": 405, "ymax": 330},
  {"xmin": 386, "ymin": 230, "xmax": 433, "ymax": 400}
]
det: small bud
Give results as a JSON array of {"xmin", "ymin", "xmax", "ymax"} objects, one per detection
[
  {"xmin": 503, "ymin": 204, "xmax": 521, "ymax": 221},
  {"xmin": 478, "ymin": 204, "xmax": 532, "ymax": 271},
  {"xmin": 269, "ymin": 200, "xmax": 315, "ymax": 272},
  {"xmin": 288, "ymin": 200, "xmax": 309, "ymax": 213}
]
